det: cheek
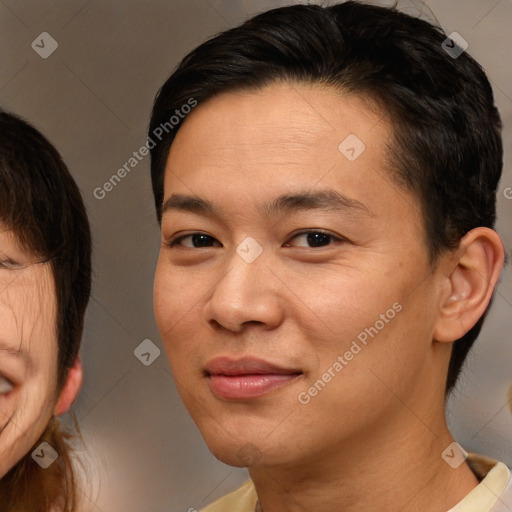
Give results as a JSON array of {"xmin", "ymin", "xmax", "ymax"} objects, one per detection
[
  {"xmin": 294, "ymin": 259, "xmax": 434, "ymax": 392},
  {"xmin": 0, "ymin": 382, "xmax": 56, "ymax": 478},
  {"xmin": 282, "ymin": 261, "xmax": 397, "ymax": 354},
  {"xmin": 154, "ymin": 259, "xmax": 182, "ymax": 340},
  {"xmin": 153, "ymin": 259, "xmax": 202, "ymax": 365},
  {"xmin": 0, "ymin": 264, "xmax": 59, "ymax": 477}
]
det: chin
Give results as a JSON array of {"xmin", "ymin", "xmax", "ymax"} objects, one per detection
[
  {"xmin": 210, "ymin": 444, "xmax": 265, "ymax": 468},
  {"xmin": 189, "ymin": 397, "xmax": 301, "ymax": 467},
  {"xmin": 200, "ymin": 428, "xmax": 266, "ymax": 468},
  {"xmin": 202, "ymin": 424, "xmax": 302, "ymax": 470}
]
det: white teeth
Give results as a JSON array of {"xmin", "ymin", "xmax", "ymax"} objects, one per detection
[{"xmin": 0, "ymin": 377, "xmax": 13, "ymax": 395}]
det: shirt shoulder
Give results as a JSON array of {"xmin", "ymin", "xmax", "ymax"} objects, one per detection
[
  {"xmin": 200, "ymin": 480, "xmax": 257, "ymax": 512},
  {"xmin": 448, "ymin": 453, "xmax": 511, "ymax": 512},
  {"xmin": 199, "ymin": 453, "xmax": 512, "ymax": 512}
]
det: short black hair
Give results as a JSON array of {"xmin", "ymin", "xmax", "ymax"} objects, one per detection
[{"xmin": 148, "ymin": 1, "xmax": 503, "ymax": 394}]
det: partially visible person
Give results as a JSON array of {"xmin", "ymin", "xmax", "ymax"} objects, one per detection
[{"xmin": 0, "ymin": 110, "xmax": 92, "ymax": 511}]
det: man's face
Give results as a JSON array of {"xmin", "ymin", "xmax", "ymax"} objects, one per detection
[
  {"xmin": 154, "ymin": 83, "xmax": 448, "ymax": 467},
  {"xmin": 0, "ymin": 228, "xmax": 59, "ymax": 477}
]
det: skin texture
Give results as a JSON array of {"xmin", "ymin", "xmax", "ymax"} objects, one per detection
[
  {"xmin": 153, "ymin": 82, "xmax": 504, "ymax": 511},
  {"xmin": 0, "ymin": 227, "xmax": 81, "ymax": 478}
]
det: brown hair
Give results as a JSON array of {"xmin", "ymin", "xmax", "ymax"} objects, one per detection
[{"xmin": 0, "ymin": 110, "xmax": 92, "ymax": 510}]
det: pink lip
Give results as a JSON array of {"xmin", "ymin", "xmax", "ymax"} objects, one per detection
[{"xmin": 205, "ymin": 357, "xmax": 302, "ymax": 400}]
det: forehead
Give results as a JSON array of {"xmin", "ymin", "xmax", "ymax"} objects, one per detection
[
  {"xmin": 162, "ymin": 82, "xmax": 421, "ymax": 223},
  {"xmin": 169, "ymin": 82, "xmax": 388, "ymax": 168}
]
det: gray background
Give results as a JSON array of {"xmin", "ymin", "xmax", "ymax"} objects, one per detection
[{"xmin": 2, "ymin": 0, "xmax": 511, "ymax": 510}]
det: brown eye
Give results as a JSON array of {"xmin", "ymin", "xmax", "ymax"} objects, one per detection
[
  {"xmin": 168, "ymin": 233, "xmax": 221, "ymax": 248},
  {"xmin": 285, "ymin": 230, "xmax": 346, "ymax": 248}
]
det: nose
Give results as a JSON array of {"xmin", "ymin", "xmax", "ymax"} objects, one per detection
[{"xmin": 203, "ymin": 247, "xmax": 284, "ymax": 334}]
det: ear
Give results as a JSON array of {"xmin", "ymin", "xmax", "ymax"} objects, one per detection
[
  {"xmin": 433, "ymin": 227, "xmax": 504, "ymax": 343},
  {"xmin": 55, "ymin": 356, "xmax": 83, "ymax": 416}
]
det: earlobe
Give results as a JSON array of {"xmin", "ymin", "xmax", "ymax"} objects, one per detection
[
  {"xmin": 433, "ymin": 227, "xmax": 504, "ymax": 343},
  {"xmin": 55, "ymin": 356, "xmax": 83, "ymax": 416}
]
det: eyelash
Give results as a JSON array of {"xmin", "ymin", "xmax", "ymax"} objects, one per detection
[{"xmin": 165, "ymin": 230, "xmax": 347, "ymax": 249}]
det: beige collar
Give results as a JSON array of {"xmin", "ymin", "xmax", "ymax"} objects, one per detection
[{"xmin": 254, "ymin": 453, "xmax": 511, "ymax": 512}]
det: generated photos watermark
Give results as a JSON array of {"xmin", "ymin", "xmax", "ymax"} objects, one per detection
[
  {"xmin": 441, "ymin": 441, "xmax": 468, "ymax": 469},
  {"xmin": 298, "ymin": 302, "xmax": 403, "ymax": 404},
  {"xmin": 31, "ymin": 442, "xmax": 59, "ymax": 469},
  {"xmin": 31, "ymin": 32, "xmax": 58, "ymax": 59},
  {"xmin": 93, "ymin": 98, "xmax": 197, "ymax": 200}
]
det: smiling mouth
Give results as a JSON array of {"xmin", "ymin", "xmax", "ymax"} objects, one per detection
[{"xmin": 205, "ymin": 357, "xmax": 303, "ymax": 400}]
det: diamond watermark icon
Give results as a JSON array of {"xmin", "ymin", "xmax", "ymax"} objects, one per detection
[
  {"xmin": 32, "ymin": 442, "xmax": 59, "ymax": 469},
  {"xmin": 441, "ymin": 441, "xmax": 468, "ymax": 469},
  {"xmin": 236, "ymin": 236, "xmax": 263, "ymax": 263},
  {"xmin": 338, "ymin": 134, "xmax": 365, "ymax": 161},
  {"xmin": 442, "ymin": 32, "xmax": 468, "ymax": 59},
  {"xmin": 134, "ymin": 339, "xmax": 161, "ymax": 366},
  {"xmin": 31, "ymin": 32, "xmax": 58, "ymax": 59}
]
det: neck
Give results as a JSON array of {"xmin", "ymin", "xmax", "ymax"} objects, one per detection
[{"xmin": 250, "ymin": 411, "xmax": 479, "ymax": 512}]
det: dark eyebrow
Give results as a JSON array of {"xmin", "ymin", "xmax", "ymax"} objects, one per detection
[
  {"xmin": 161, "ymin": 189, "xmax": 373, "ymax": 219},
  {"xmin": 261, "ymin": 189, "xmax": 373, "ymax": 217}
]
